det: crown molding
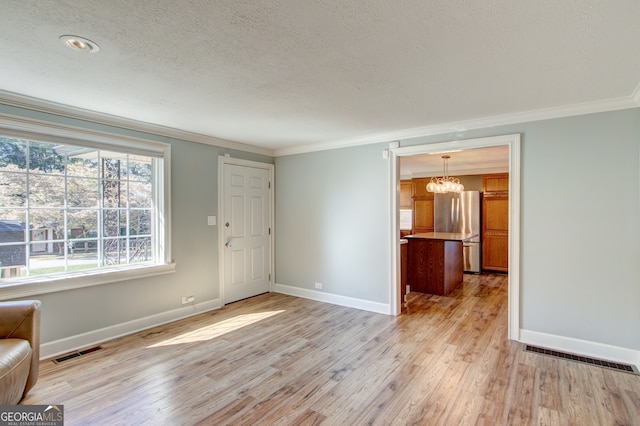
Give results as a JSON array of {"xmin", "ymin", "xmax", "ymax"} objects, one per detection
[
  {"xmin": 0, "ymin": 90, "xmax": 274, "ymax": 157},
  {"xmin": 2, "ymin": 89, "xmax": 637, "ymax": 159},
  {"xmin": 274, "ymin": 95, "xmax": 639, "ymax": 157}
]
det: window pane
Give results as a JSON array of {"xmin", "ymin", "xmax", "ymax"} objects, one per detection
[
  {"xmin": 68, "ymin": 250, "xmax": 98, "ymax": 270},
  {"xmin": 67, "ymin": 150, "xmax": 99, "ymax": 178},
  {"xmin": 29, "ymin": 174, "xmax": 65, "ymax": 207},
  {"xmin": 130, "ymin": 210, "xmax": 151, "ymax": 235},
  {"xmin": 100, "ymin": 154, "xmax": 126, "ymax": 180},
  {"xmin": 0, "ymin": 212, "xmax": 26, "ymax": 272},
  {"xmin": 68, "ymin": 210, "xmax": 98, "ymax": 238},
  {"xmin": 0, "ymin": 138, "xmax": 27, "ymax": 170},
  {"xmin": 102, "ymin": 238, "xmax": 125, "ymax": 265},
  {"xmin": 30, "ymin": 141, "xmax": 65, "ymax": 175},
  {"xmin": 68, "ymin": 177, "xmax": 99, "ymax": 207},
  {"xmin": 129, "ymin": 237, "xmax": 152, "ymax": 263},
  {"xmin": 0, "ymin": 245, "xmax": 26, "ymax": 271},
  {"xmin": 28, "ymin": 252, "xmax": 66, "ymax": 275},
  {"xmin": 29, "ymin": 209, "xmax": 64, "ymax": 237},
  {"xmin": 126, "ymin": 156, "xmax": 152, "ymax": 182},
  {"xmin": 103, "ymin": 210, "xmax": 126, "ymax": 237},
  {"xmin": 128, "ymin": 181, "xmax": 152, "ymax": 208},
  {"xmin": 102, "ymin": 180, "xmax": 127, "ymax": 208},
  {"xmin": 0, "ymin": 172, "xmax": 26, "ymax": 207},
  {"xmin": 1, "ymin": 135, "xmax": 163, "ymax": 280}
]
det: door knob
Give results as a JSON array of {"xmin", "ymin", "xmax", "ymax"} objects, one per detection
[{"xmin": 225, "ymin": 239, "xmax": 232, "ymax": 248}]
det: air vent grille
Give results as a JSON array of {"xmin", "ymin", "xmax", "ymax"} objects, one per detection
[
  {"xmin": 53, "ymin": 346, "xmax": 103, "ymax": 364},
  {"xmin": 524, "ymin": 345, "xmax": 639, "ymax": 375}
]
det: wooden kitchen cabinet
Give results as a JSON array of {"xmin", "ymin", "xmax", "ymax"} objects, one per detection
[
  {"xmin": 482, "ymin": 174, "xmax": 509, "ymax": 272},
  {"xmin": 400, "ymin": 180, "xmax": 413, "ymax": 209},
  {"xmin": 400, "ymin": 181, "xmax": 413, "ymax": 238},
  {"xmin": 412, "ymin": 178, "xmax": 434, "ymax": 234},
  {"xmin": 482, "ymin": 173, "xmax": 509, "ymax": 193}
]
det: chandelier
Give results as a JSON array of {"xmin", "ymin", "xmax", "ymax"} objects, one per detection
[{"xmin": 426, "ymin": 155, "xmax": 464, "ymax": 194}]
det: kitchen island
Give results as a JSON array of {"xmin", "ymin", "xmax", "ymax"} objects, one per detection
[{"xmin": 405, "ymin": 232, "xmax": 478, "ymax": 296}]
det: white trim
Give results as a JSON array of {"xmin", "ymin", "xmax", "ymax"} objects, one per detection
[
  {"xmin": 0, "ymin": 90, "xmax": 273, "ymax": 157},
  {"xmin": 159, "ymin": 147, "xmax": 172, "ymax": 264},
  {"xmin": 274, "ymin": 97, "xmax": 637, "ymax": 157},
  {"xmin": 389, "ymin": 133, "xmax": 521, "ymax": 340},
  {"xmin": 273, "ymin": 283, "xmax": 391, "ymax": 315},
  {"xmin": 520, "ymin": 329, "xmax": 640, "ymax": 371},
  {"xmin": 40, "ymin": 298, "xmax": 221, "ymax": 360},
  {"xmin": 508, "ymin": 137, "xmax": 521, "ymax": 342},
  {"xmin": 389, "ymin": 143, "xmax": 400, "ymax": 316},
  {"xmin": 0, "ymin": 113, "xmax": 169, "ymax": 157},
  {"xmin": 0, "ymin": 263, "xmax": 176, "ymax": 301},
  {"xmin": 633, "ymin": 82, "xmax": 640, "ymax": 105},
  {"xmin": 218, "ymin": 156, "xmax": 275, "ymax": 305}
]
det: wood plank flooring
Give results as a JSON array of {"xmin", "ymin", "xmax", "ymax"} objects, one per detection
[{"xmin": 23, "ymin": 274, "xmax": 640, "ymax": 425}]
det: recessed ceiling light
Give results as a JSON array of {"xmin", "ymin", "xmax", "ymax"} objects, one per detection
[{"xmin": 59, "ymin": 35, "xmax": 100, "ymax": 53}]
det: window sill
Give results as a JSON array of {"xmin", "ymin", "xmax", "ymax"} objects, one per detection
[{"xmin": 0, "ymin": 263, "xmax": 176, "ymax": 301}]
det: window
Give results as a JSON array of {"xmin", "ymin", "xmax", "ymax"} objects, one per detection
[{"xmin": 0, "ymin": 126, "xmax": 172, "ymax": 295}]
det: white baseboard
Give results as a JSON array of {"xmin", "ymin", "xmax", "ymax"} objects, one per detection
[
  {"xmin": 273, "ymin": 283, "xmax": 391, "ymax": 315},
  {"xmin": 40, "ymin": 298, "xmax": 222, "ymax": 360},
  {"xmin": 519, "ymin": 329, "xmax": 640, "ymax": 370}
]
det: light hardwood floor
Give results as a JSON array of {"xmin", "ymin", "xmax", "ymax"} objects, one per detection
[{"xmin": 24, "ymin": 274, "xmax": 640, "ymax": 425}]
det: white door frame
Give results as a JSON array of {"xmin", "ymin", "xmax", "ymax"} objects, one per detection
[
  {"xmin": 218, "ymin": 156, "xmax": 275, "ymax": 304},
  {"xmin": 389, "ymin": 133, "xmax": 521, "ymax": 341}
]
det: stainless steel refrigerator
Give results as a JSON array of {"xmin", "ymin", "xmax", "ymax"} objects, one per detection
[{"xmin": 434, "ymin": 191, "xmax": 481, "ymax": 273}]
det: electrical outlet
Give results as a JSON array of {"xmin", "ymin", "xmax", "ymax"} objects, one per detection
[
  {"xmin": 181, "ymin": 295, "xmax": 195, "ymax": 305},
  {"xmin": 315, "ymin": 282, "xmax": 322, "ymax": 290},
  {"xmin": 207, "ymin": 216, "xmax": 216, "ymax": 226}
]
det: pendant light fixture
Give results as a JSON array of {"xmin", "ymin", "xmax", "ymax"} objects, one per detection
[{"xmin": 426, "ymin": 155, "xmax": 464, "ymax": 194}]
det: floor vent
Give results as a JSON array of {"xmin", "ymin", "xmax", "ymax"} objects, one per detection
[
  {"xmin": 524, "ymin": 345, "xmax": 639, "ymax": 375},
  {"xmin": 53, "ymin": 346, "xmax": 103, "ymax": 364}
]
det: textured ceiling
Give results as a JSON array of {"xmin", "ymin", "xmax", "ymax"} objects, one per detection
[{"xmin": 1, "ymin": 1, "xmax": 639, "ymax": 154}]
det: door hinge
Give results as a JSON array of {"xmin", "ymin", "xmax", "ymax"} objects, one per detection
[
  {"xmin": 269, "ymin": 273, "xmax": 271, "ymax": 281},
  {"xmin": 268, "ymin": 181, "xmax": 271, "ymax": 189},
  {"xmin": 269, "ymin": 227, "xmax": 271, "ymax": 235}
]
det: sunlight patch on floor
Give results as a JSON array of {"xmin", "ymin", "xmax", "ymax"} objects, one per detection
[{"xmin": 147, "ymin": 310, "xmax": 285, "ymax": 348}]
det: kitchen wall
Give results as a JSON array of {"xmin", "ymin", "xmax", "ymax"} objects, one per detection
[
  {"xmin": 0, "ymin": 103, "xmax": 274, "ymax": 346},
  {"xmin": 457, "ymin": 176, "xmax": 482, "ymax": 192},
  {"xmin": 275, "ymin": 107, "xmax": 640, "ymax": 354}
]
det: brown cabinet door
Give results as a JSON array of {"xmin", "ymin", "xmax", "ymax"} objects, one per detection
[
  {"xmin": 412, "ymin": 178, "xmax": 432, "ymax": 199},
  {"xmin": 414, "ymin": 199, "xmax": 434, "ymax": 233},
  {"xmin": 482, "ymin": 234, "xmax": 508, "ymax": 272},
  {"xmin": 482, "ymin": 174, "xmax": 509, "ymax": 272},
  {"xmin": 484, "ymin": 195, "xmax": 509, "ymax": 231},
  {"xmin": 482, "ymin": 173, "xmax": 509, "ymax": 193},
  {"xmin": 412, "ymin": 178, "xmax": 434, "ymax": 233},
  {"xmin": 400, "ymin": 180, "xmax": 413, "ymax": 209}
]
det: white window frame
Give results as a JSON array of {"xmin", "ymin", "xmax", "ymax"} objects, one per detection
[{"xmin": 0, "ymin": 114, "xmax": 174, "ymax": 300}]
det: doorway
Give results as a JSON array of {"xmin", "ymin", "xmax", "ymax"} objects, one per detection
[
  {"xmin": 389, "ymin": 134, "xmax": 521, "ymax": 340},
  {"xmin": 218, "ymin": 157, "xmax": 275, "ymax": 304}
]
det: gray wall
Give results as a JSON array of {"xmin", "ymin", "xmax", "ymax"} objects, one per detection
[
  {"xmin": 275, "ymin": 108, "xmax": 640, "ymax": 351},
  {"xmin": 0, "ymin": 103, "xmax": 273, "ymax": 343},
  {"xmin": 275, "ymin": 143, "xmax": 390, "ymax": 303}
]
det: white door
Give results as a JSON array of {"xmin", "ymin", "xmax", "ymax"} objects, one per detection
[{"xmin": 222, "ymin": 163, "xmax": 271, "ymax": 303}]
